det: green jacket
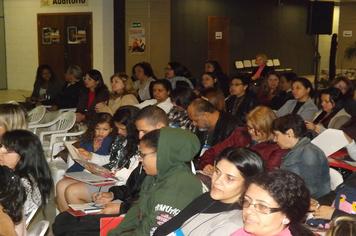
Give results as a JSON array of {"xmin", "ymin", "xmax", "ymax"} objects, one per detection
[{"xmin": 109, "ymin": 127, "xmax": 203, "ymax": 236}]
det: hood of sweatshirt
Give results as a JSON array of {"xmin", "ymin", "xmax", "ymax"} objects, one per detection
[{"xmin": 156, "ymin": 127, "xmax": 200, "ymax": 178}]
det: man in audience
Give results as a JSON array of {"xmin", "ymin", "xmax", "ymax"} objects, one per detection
[
  {"xmin": 187, "ymin": 98, "xmax": 239, "ymax": 151},
  {"xmin": 52, "ymin": 105, "xmax": 169, "ymax": 235}
]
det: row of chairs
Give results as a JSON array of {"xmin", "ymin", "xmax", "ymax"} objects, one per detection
[{"xmin": 235, "ymin": 58, "xmax": 281, "ymax": 69}]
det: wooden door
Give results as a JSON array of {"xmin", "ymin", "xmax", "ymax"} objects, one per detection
[
  {"xmin": 37, "ymin": 13, "xmax": 92, "ymax": 79},
  {"xmin": 208, "ymin": 16, "xmax": 230, "ymax": 74}
]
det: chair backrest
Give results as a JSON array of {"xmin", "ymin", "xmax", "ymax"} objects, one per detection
[
  {"xmin": 273, "ymin": 58, "xmax": 281, "ymax": 67},
  {"xmin": 28, "ymin": 220, "xmax": 49, "ymax": 236},
  {"xmin": 267, "ymin": 59, "xmax": 274, "ymax": 67},
  {"xmin": 251, "ymin": 59, "xmax": 258, "ymax": 67},
  {"xmin": 330, "ymin": 168, "xmax": 343, "ymax": 191},
  {"xmin": 235, "ymin": 61, "xmax": 244, "ymax": 69},
  {"xmin": 55, "ymin": 111, "xmax": 76, "ymax": 132},
  {"xmin": 243, "ymin": 60, "xmax": 252, "ymax": 68},
  {"xmin": 25, "ymin": 206, "xmax": 39, "ymax": 228},
  {"xmin": 28, "ymin": 106, "xmax": 46, "ymax": 125}
]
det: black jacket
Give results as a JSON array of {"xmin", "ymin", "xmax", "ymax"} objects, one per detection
[
  {"xmin": 76, "ymin": 86, "xmax": 110, "ymax": 120},
  {"xmin": 54, "ymin": 80, "xmax": 84, "ymax": 108},
  {"xmin": 211, "ymin": 112, "xmax": 240, "ymax": 146},
  {"xmin": 225, "ymin": 93, "xmax": 258, "ymax": 126}
]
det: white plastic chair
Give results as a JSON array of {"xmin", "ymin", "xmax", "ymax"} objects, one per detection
[
  {"xmin": 28, "ymin": 220, "xmax": 49, "ymax": 236},
  {"xmin": 235, "ymin": 61, "xmax": 244, "ymax": 69},
  {"xmin": 251, "ymin": 59, "xmax": 258, "ymax": 67},
  {"xmin": 267, "ymin": 59, "xmax": 274, "ymax": 67},
  {"xmin": 329, "ymin": 168, "xmax": 343, "ymax": 191},
  {"xmin": 25, "ymin": 206, "xmax": 39, "ymax": 228},
  {"xmin": 273, "ymin": 58, "xmax": 281, "ymax": 67},
  {"xmin": 28, "ymin": 106, "xmax": 46, "ymax": 125},
  {"xmin": 243, "ymin": 60, "xmax": 252, "ymax": 68}
]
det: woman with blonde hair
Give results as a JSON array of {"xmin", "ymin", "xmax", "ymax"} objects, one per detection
[
  {"xmin": 199, "ymin": 106, "xmax": 287, "ymax": 174},
  {"xmin": 95, "ymin": 73, "xmax": 138, "ymax": 115},
  {"xmin": 327, "ymin": 216, "xmax": 356, "ymax": 236},
  {"xmin": 0, "ymin": 103, "xmax": 27, "ymax": 137}
]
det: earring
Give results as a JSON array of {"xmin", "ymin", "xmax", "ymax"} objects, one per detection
[{"xmin": 282, "ymin": 218, "xmax": 290, "ymax": 225}]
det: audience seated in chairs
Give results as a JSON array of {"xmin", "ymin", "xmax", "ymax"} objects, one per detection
[
  {"xmin": 204, "ymin": 60, "xmax": 230, "ymax": 96},
  {"xmin": 165, "ymin": 61, "xmax": 194, "ymax": 89},
  {"xmin": 95, "ymin": 73, "xmax": 138, "ymax": 115},
  {"xmin": 56, "ymin": 107, "xmax": 139, "ymax": 212}
]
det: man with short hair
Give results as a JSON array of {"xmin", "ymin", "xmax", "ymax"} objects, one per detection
[
  {"xmin": 135, "ymin": 105, "xmax": 168, "ymax": 139},
  {"xmin": 187, "ymin": 98, "xmax": 239, "ymax": 148}
]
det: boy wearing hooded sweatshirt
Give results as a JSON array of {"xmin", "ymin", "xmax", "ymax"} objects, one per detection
[{"xmin": 108, "ymin": 127, "xmax": 203, "ymax": 235}]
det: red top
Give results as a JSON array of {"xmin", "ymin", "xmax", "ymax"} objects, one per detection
[
  {"xmin": 87, "ymin": 91, "xmax": 96, "ymax": 109},
  {"xmin": 253, "ymin": 64, "xmax": 265, "ymax": 79},
  {"xmin": 198, "ymin": 127, "xmax": 287, "ymax": 171}
]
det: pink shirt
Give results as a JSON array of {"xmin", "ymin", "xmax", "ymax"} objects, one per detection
[
  {"xmin": 253, "ymin": 65, "xmax": 265, "ymax": 79},
  {"xmin": 231, "ymin": 227, "xmax": 292, "ymax": 236}
]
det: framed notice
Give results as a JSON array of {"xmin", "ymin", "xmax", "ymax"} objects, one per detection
[
  {"xmin": 67, "ymin": 26, "xmax": 79, "ymax": 44},
  {"xmin": 42, "ymin": 27, "xmax": 60, "ymax": 45}
]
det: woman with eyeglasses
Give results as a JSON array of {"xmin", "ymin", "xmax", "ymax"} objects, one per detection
[
  {"xmin": 0, "ymin": 130, "xmax": 53, "ymax": 219},
  {"xmin": 199, "ymin": 106, "xmax": 287, "ymax": 175},
  {"xmin": 225, "ymin": 76, "xmax": 258, "ymax": 126},
  {"xmin": 153, "ymin": 147, "xmax": 264, "ymax": 236},
  {"xmin": 95, "ymin": 73, "xmax": 138, "ymax": 115},
  {"xmin": 231, "ymin": 170, "xmax": 313, "ymax": 236},
  {"xmin": 76, "ymin": 69, "xmax": 110, "ymax": 123}
]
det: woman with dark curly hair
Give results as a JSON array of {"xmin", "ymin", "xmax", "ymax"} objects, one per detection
[
  {"xmin": 56, "ymin": 106, "xmax": 140, "ymax": 212},
  {"xmin": 0, "ymin": 130, "xmax": 53, "ymax": 219},
  {"xmin": 132, "ymin": 62, "xmax": 156, "ymax": 101},
  {"xmin": 231, "ymin": 170, "xmax": 313, "ymax": 236},
  {"xmin": 0, "ymin": 165, "xmax": 26, "ymax": 236}
]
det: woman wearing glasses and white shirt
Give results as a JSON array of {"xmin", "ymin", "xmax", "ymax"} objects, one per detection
[{"xmin": 231, "ymin": 170, "xmax": 313, "ymax": 236}]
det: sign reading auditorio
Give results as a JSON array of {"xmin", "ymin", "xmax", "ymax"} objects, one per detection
[{"xmin": 41, "ymin": 0, "xmax": 88, "ymax": 7}]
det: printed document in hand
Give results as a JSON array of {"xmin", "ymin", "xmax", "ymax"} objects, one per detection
[{"xmin": 311, "ymin": 129, "xmax": 349, "ymax": 157}]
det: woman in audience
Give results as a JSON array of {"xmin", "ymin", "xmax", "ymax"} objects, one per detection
[
  {"xmin": 225, "ymin": 76, "xmax": 258, "ymax": 125},
  {"xmin": 95, "ymin": 73, "xmax": 138, "ymax": 115},
  {"xmin": 305, "ymin": 87, "xmax": 351, "ymax": 134},
  {"xmin": 76, "ymin": 69, "xmax": 110, "ymax": 123},
  {"xmin": 154, "ymin": 147, "xmax": 264, "ymax": 236},
  {"xmin": 231, "ymin": 170, "xmax": 312, "ymax": 236},
  {"xmin": 257, "ymin": 71, "xmax": 287, "ymax": 110},
  {"xmin": 63, "ymin": 113, "xmax": 115, "ymax": 172},
  {"xmin": 0, "ymin": 130, "xmax": 53, "ymax": 218},
  {"xmin": 199, "ymin": 106, "xmax": 286, "ymax": 174},
  {"xmin": 279, "ymin": 72, "xmax": 297, "ymax": 101},
  {"xmin": 205, "ymin": 60, "xmax": 230, "ymax": 96},
  {"xmin": 109, "ymin": 128, "xmax": 203, "ymax": 235},
  {"xmin": 277, "ymin": 77, "xmax": 318, "ymax": 121},
  {"xmin": 0, "ymin": 103, "xmax": 27, "ymax": 137},
  {"xmin": 331, "ymin": 76, "xmax": 356, "ymax": 116},
  {"xmin": 196, "ymin": 72, "xmax": 221, "ymax": 95},
  {"xmin": 168, "ymin": 87, "xmax": 197, "ymax": 131},
  {"xmin": 132, "ymin": 62, "xmax": 156, "ymax": 101},
  {"xmin": 165, "ymin": 61, "xmax": 194, "ymax": 89},
  {"xmin": 56, "ymin": 106, "xmax": 140, "ymax": 212},
  {"xmin": 0, "ymin": 165, "xmax": 26, "ymax": 236},
  {"xmin": 52, "ymin": 65, "xmax": 84, "ymax": 109},
  {"xmin": 136, "ymin": 79, "xmax": 174, "ymax": 113},
  {"xmin": 29, "ymin": 64, "xmax": 64, "ymax": 104},
  {"xmin": 272, "ymin": 114, "xmax": 330, "ymax": 199}
]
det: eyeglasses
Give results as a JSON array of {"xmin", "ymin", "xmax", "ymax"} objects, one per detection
[
  {"xmin": 138, "ymin": 151, "xmax": 156, "ymax": 159},
  {"xmin": 242, "ymin": 197, "xmax": 281, "ymax": 214}
]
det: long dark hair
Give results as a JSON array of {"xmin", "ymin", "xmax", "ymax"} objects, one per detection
[
  {"xmin": 85, "ymin": 69, "xmax": 109, "ymax": 94},
  {"xmin": 0, "ymin": 165, "xmax": 26, "ymax": 224},
  {"xmin": 1, "ymin": 130, "xmax": 53, "ymax": 206},
  {"xmin": 35, "ymin": 64, "xmax": 56, "ymax": 85},
  {"xmin": 81, "ymin": 113, "xmax": 115, "ymax": 144},
  {"xmin": 314, "ymin": 87, "xmax": 343, "ymax": 126},
  {"xmin": 113, "ymin": 106, "xmax": 140, "ymax": 159}
]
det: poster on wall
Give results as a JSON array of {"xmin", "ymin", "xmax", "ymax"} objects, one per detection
[
  {"xmin": 128, "ymin": 27, "xmax": 145, "ymax": 54},
  {"xmin": 42, "ymin": 27, "xmax": 60, "ymax": 45},
  {"xmin": 67, "ymin": 26, "xmax": 78, "ymax": 44}
]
